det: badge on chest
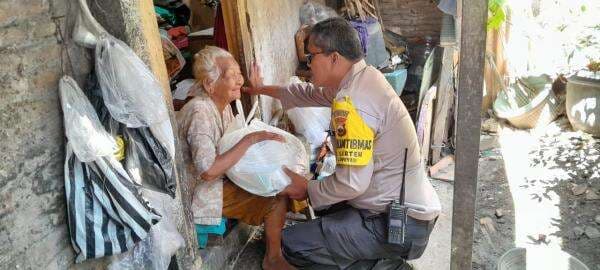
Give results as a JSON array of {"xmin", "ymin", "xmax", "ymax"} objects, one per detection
[{"xmin": 331, "ymin": 96, "xmax": 374, "ymax": 166}]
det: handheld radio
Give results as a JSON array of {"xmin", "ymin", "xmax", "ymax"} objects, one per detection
[{"xmin": 387, "ymin": 148, "xmax": 409, "ymax": 245}]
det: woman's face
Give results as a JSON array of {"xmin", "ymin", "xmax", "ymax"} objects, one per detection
[{"xmin": 211, "ymin": 57, "xmax": 244, "ymax": 103}]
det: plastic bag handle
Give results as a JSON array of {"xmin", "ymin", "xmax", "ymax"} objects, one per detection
[
  {"xmin": 245, "ymin": 100, "xmax": 259, "ymax": 125},
  {"xmin": 235, "ymin": 99, "xmax": 246, "ymax": 127}
]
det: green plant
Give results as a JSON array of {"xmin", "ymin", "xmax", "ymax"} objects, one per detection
[{"xmin": 487, "ymin": 0, "xmax": 506, "ymax": 31}]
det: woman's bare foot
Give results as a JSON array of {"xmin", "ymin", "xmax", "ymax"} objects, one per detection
[{"xmin": 262, "ymin": 255, "xmax": 296, "ymax": 270}]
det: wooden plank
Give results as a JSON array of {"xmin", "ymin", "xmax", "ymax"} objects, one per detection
[
  {"xmin": 221, "ymin": 0, "xmax": 254, "ymax": 114},
  {"xmin": 429, "ymin": 155, "xmax": 455, "ymax": 182},
  {"xmin": 133, "ymin": 1, "xmax": 200, "ymax": 267},
  {"xmin": 450, "ymin": 0, "xmax": 487, "ymax": 269},
  {"xmin": 431, "ymin": 46, "xmax": 455, "ymax": 164},
  {"xmin": 429, "ymin": 155, "xmax": 454, "ymax": 176},
  {"xmin": 417, "ymin": 85, "xmax": 437, "ymax": 166},
  {"xmin": 373, "ymin": 0, "xmax": 385, "ymax": 31},
  {"xmin": 353, "ymin": 0, "xmax": 366, "ymax": 21}
]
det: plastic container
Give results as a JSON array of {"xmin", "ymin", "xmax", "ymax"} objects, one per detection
[
  {"xmin": 566, "ymin": 70, "xmax": 600, "ymax": 135},
  {"xmin": 497, "ymin": 247, "xmax": 589, "ymax": 270},
  {"xmin": 384, "ymin": 68, "xmax": 408, "ymax": 96},
  {"xmin": 493, "ymin": 75, "xmax": 564, "ymax": 129}
]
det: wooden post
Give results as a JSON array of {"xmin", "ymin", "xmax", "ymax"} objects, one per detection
[
  {"xmin": 450, "ymin": 0, "xmax": 487, "ymax": 269},
  {"xmin": 221, "ymin": 0, "xmax": 255, "ymax": 114}
]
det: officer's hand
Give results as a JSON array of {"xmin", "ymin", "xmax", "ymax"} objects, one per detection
[{"xmin": 279, "ymin": 167, "xmax": 308, "ymax": 200}]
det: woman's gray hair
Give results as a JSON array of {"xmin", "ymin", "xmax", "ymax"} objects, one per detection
[{"xmin": 192, "ymin": 46, "xmax": 234, "ymax": 89}]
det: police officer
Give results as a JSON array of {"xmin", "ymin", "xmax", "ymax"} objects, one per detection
[{"xmin": 244, "ymin": 18, "xmax": 441, "ymax": 269}]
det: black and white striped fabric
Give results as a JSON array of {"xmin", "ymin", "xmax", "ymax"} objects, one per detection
[{"xmin": 64, "ymin": 144, "xmax": 161, "ymax": 263}]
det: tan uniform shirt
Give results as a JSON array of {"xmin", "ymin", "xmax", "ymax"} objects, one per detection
[
  {"xmin": 281, "ymin": 60, "xmax": 441, "ymax": 220},
  {"xmin": 177, "ymin": 94, "xmax": 234, "ymax": 225}
]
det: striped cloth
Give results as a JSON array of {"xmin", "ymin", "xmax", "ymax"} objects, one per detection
[{"xmin": 64, "ymin": 144, "xmax": 161, "ymax": 263}]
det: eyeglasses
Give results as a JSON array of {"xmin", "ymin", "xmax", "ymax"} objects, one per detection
[{"xmin": 306, "ymin": 52, "xmax": 326, "ymax": 66}]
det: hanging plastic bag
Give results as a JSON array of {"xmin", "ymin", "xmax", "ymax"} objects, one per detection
[
  {"xmin": 218, "ymin": 105, "xmax": 308, "ymax": 197},
  {"xmin": 95, "ymin": 34, "xmax": 170, "ymax": 128},
  {"xmin": 59, "ymin": 76, "xmax": 116, "ymax": 162},
  {"xmin": 150, "ymin": 120, "xmax": 176, "ymax": 160},
  {"xmin": 108, "ymin": 189, "xmax": 184, "ymax": 270},
  {"xmin": 88, "ymin": 75, "xmax": 177, "ymax": 198},
  {"xmin": 64, "ymin": 144, "xmax": 161, "ymax": 263},
  {"xmin": 95, "ymin": 34, "xmax": 176, "ymax": 158},
  {"xmin": 123, "ymin": 126, "xmax": 177, "ymax": 198}
]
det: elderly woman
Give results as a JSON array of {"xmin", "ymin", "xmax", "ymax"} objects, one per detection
[{"xmin": 178, "ymin": 46, "xmax": 295, "ymax": 270}]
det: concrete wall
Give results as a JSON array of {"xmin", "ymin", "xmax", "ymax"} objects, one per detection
[
  {"xmin": 0, "ymin": 0, "xmax": 199, "ymax": 268},
  {"xmin": 244, "ymin": 0, "xmax": 304, "ymax": 123},
  {"xmin": 0, "ymin": 0, "xmax": 100, "ymax": 268}
]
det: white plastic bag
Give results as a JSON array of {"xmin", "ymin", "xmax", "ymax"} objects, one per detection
[
  {"xmin": 286, "ymin": 76, "xmax": 331, "ymax": 146},
  {"xmin": 299, "ymin": 1, "xmax": 338, "ymax": 25},
  {"xmin": 59, "ymin": 76, "xmax": 116, "ymax": 162},
  {"xmin": 95, "ymin": 34, "xmax": 175, "ymax": 158},
  {"xmin": 286, "ymin": 107, "xmax": 331, "ymax": 146},
  {"xmin": 108, "ymin": 189, "xmax": 184, "ymax": 270},
  {"xmin": 218, "ymin": 114, "xmax": 308, "ymax": 197},
  {"xmin": 95, "ymin": 34, "xmax": 170, "ymax": 128}
]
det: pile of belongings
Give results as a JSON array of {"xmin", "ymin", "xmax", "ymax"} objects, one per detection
[
  {"xmin": 285, "ymin": 77, "xmax": 336, "ymax": 180},
  {"xmin": 161, "ymin": 35, "xmax": 186, "ymax": 79},
  {"xmin": 60, "ymin": 32, "xmax": 183, "ymax": 268},
  {"xmin": 155, "ymin": 0, "xmax": 193, "ymax": 82}
]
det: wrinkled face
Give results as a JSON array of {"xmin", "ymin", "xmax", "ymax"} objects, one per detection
[
  {"xmin": 307, "ymin": 36, "xmax": 334, "ymax": 88},
  {"xmin": 212, "ymin": 57, "xmax": 244, "ymax": 102}
]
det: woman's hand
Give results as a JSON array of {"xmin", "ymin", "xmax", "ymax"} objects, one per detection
[{"xmin": 242, "ymin": 131, "xmax": 285, "ymax": 146}]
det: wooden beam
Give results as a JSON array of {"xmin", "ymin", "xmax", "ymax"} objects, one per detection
[
  {"xmin": 450, "ymin": 0, "xmax": 487, "ymax": 269},
  {"xmin": 431, "ymin": 46, "xmax": 456, "ymax": 164}
]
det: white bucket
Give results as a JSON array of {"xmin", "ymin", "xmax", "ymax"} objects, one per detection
[{"xmin": 497, "ymin": 248, "xmax": 589, "ymax": 270}]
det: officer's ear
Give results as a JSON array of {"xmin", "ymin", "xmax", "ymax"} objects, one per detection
[{"xmin": 331, "ymin": 52, "xmax": 339, "ymax": 64}]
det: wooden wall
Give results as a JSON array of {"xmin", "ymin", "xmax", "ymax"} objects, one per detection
[{"xmin": 379, "ymin": 0, "xmax": 443, "ymax": 41}]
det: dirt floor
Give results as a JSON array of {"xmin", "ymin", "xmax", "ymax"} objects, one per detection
[
  {"xmin": 473, "ymin": 116, "xmax": 600, "ymax": 270},
  {"xmin": 230, "ymin": 180, "xmax": 454, "ymax": 270},
  {"xmin": 227, "ymin": 116, "xmax": 600, "ymax": 270}
]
